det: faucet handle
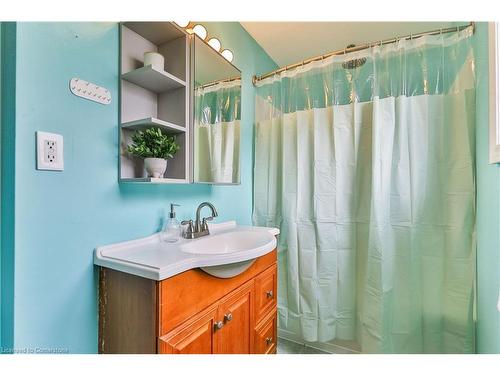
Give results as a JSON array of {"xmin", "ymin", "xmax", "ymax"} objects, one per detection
[
  {"xmin": 201, "ymin": 216, "xmax": 214, "ymax": 231},
  {"xmin": 181, "ymin": 220, "xmax": 193, "ymax": 227},
  {"xmin": 181, "ymin": 219, "xmax": 194, "ymax": 238}
]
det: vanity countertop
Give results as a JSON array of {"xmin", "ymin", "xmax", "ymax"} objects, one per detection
[{"xmin": 94, "ymin": 221, "xmax": 279, "ymax": 281}]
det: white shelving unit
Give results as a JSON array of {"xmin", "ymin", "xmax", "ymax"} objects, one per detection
[{"xmin": 119, "ymin": 22, "xmax": 191, "ymax": 184}]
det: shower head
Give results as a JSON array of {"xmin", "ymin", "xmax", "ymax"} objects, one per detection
[{"xmin": 342, "ymin": 44, "xmax": 367, "ymax": 69}]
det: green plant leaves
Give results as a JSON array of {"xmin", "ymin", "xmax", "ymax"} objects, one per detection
[{"xmin": 127, "ymin": 127, "xmax": 180, "ymax": 159}]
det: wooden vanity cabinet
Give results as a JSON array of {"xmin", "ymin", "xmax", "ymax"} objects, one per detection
[
  {"xmin": 216, "ymin": 281, "xmax": 254, "ymax": 354},
  {"xmin": 99, "ymin": 249, "xmax": 277, "ymax": 354},
  {"xmin": 158, "ymin": 304, "xmax": 219, "ymax": 354},
  {"xmin": 254, "ymin": 308, "xmax": 277, "ymax": 354}
]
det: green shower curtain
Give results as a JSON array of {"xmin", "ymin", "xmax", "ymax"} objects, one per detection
[
  {"xmin": 253, "ymin": 26, "xmax": 476, "ymax": 353},
  {"xmin": 194, "ymin": 80, "xmax": 241, "ymax": 183}
]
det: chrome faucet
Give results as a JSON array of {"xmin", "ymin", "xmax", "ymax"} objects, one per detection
[{"xmin": 181, "ymin": 202, "xmax": 218, "ymax": 239}]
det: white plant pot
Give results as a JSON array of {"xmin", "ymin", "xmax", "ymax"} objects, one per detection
[{"xmin": 144, "ymin": 158, "xmax": 167, "ymax": 178}]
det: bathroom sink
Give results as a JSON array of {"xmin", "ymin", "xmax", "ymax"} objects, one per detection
[
  {"xmin": 94, "ymin": 221, "xmax": 279, "ymax": 280},
  {"xmin": 180, "ymin": 230, "xmax": 274, "ymax": 255},
  {"xmin": 180, "ymin": 229, "xmax": 276, "ymax": 278}
]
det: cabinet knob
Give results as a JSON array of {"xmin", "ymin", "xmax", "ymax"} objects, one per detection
[
  {"xmin": 224, "ymin": 313, "xmax": 233, "ymax": 322},
  {"xmin": 214, "ymin": 321, "xmax": 224, "ymax": 331},
  {"xmin": 266, "ymin": 290, "xmax": 274, "ymax": 298},
  {"xmin": 265, "ymin": 337, "xmax": 273, "ymax": 346}
]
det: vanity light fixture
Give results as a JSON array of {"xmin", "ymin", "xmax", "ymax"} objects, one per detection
[
  {"xmin": 208, "ymin": 37, "xmax": 221, "ymax": 52},
  {"xmin": 174, "ymin": 20, "xmax": 190, "ymax": 28},
  {"xmin": 193, "ymin": 24, "xmax": 207, "ymax": 40},
  {"xmin": 221, "ymin": 49, "xmax": 234, "ymax": 62},
  {"xmin": 176, "ymin": 22, "xmax": 236, "ymax": 64}
]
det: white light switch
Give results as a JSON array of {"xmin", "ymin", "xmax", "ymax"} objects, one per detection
[{"xmin": 36, "ymin": 131, "xmax": 64, "ymax": 171}]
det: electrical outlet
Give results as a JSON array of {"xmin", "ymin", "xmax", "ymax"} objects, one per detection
[
  {"xmin": 37, "ymin": 131, "xmax": 64, "ymax": 171},
  {"xmin": 44, "ymin": 140, "xmax": 57, "ymax": 164}
]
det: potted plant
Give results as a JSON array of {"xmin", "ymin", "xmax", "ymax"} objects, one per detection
[{"xmin": 127, "ymin": 128, "xmax": 180, "ymax": 178}]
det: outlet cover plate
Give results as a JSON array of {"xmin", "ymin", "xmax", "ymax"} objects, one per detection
[{"xmin": 36, "ymin": 131, "xmax": 64, "ymax": 171}]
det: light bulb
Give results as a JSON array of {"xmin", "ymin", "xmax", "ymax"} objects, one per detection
[
  {"xmin": 221, "ymin": 49, "xmax": 234, "ymax": 62},
  {"xmin": 208, "ymin": 38, "xmax": 221, "ymax": 52},
  {"xmin": 193, "ymin": 24, "xmax": 207, "ymax": 40},
  {"xmin": 174, "ymin": 20, "xmax": 190, "ymax": 28}
]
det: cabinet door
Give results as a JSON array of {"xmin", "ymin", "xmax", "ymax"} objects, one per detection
[
  {"xmin": 254, "ymin": 264, "xmax": 277, "ymax": 323},
  {"xmin": 217, "ymin": 281, "xmax": 254, "ymax": 354},
  {"xmin": 253, "ymin": 308, "xmax": 277, "ymax": 354},
  {"xmin": 158, "ymin": 304, "xmax": 219, "ymax": 354}
]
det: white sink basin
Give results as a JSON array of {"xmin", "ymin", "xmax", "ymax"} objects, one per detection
[
  {"xmin": 94, "ymin": 221, "xmax": 279, "ymax": 281},
  {"xmin": 180, "ymin": 230, "xmax": 274, "ymax": 255},
  {"xmin": 180, "ymin": 229, "xmax": 277, "ymax": 278}
]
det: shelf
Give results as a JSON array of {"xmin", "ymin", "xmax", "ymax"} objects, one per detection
[
  {"xmin": 122, "ymin": 65, "xmax": 186, "ymax": 93},
  {"xmin": 120, "ymin": 177, "xmax": 189, "ymax": 184},
  {"xmin": 121, "ymin": 118, "xmax": 186, "ymax": 133},
  {"xmin": 123, "ymin": 22, "xmax": 186, "ymax": 46}
]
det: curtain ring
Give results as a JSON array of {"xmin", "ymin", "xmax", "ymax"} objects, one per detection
[{"xmin": 409, "ymin": 33, "xmax": 413, "ymax": 40}]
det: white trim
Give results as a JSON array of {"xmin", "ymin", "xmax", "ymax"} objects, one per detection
[{"xmin": 489, "ymin": 22, "xmax": 500, "ymax": 164}]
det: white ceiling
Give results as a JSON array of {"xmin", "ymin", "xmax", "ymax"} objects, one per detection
[{"xmin": 241, "ymin": 22, "xmax": 460, "ymax": 67}]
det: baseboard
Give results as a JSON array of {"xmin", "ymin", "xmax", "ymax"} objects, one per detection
[{"xmin": 278, "ymin": 328, "xmax": 361, "ymax": 354}]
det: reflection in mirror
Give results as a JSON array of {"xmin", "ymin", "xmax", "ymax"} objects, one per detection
[{"xmin": 193, "ymin": 35, "xmax": 241, "ymax": 184}]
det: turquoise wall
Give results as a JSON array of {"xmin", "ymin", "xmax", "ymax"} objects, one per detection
[
  {"xmin": 6, "ymin": 22, "xmax": 276, "ymax": 353},
  {"xmin": 0, "ymin": 21, "xmax": 2, "ymax": 345},
  {"xmin": 1, "ymin": 22, "xmax": 16, "ymax": 352},
  {"xmin": 474, "ymin": 22, "xmax": 500, "ymax": 354}
]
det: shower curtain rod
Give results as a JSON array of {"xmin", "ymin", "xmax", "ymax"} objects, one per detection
[
  {"xmin": 252, "ymin": 22, "xmax": 475, "ymax": 85},
  {"xmin": 197, "ymin": 75, "xmax": 241, "ymax": 90}
]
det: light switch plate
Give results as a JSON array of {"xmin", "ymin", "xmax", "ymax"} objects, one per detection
[{"xmin": 36, "ymin": 131, "xmax": 64, "ymax": 171}]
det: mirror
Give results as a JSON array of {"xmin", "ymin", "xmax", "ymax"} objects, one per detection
[{"xmin": 193, "ymin": 35, "xmax": 241, "ymax": 184}]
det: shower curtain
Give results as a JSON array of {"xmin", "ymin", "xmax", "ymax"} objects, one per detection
[
  {"xmin": 253, "ymin": 26, "xmax": 476, "ymax": 353},
  {"xmin": 194, "ymin": 80, "xmax": 241, "ymax": 183}
]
